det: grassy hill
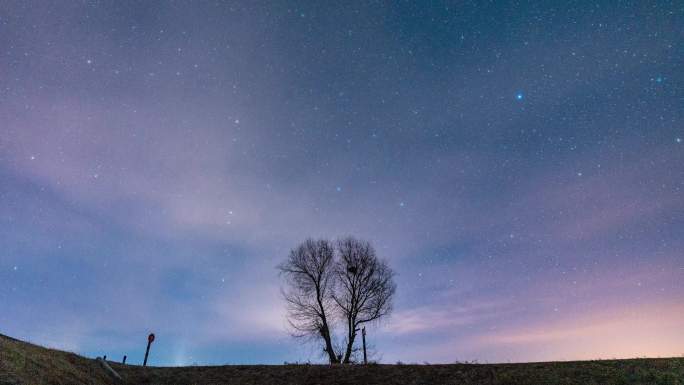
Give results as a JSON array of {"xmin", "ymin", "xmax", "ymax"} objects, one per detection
[
  {"xmin": 2, "ymin": 333, "xmax": 683, "ymax": 385},
  {"xmin": 0, "ymin": 333, "xmax": 115, "ymax": 385}
]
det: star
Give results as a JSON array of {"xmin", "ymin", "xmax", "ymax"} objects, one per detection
[
  {"xmin": 516, "ymin": 92, "xmax": 524, "ymax": 100},
  {"xmin": 676, "ymin": 138, "xmax": 682, "ymax": 143}
]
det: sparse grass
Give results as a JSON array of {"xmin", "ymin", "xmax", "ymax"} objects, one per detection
[
  {"xmin": 114, "ymin": 360, "xmax": 684, "ymax": 385},
  {"xmin": 2, "ymin": 333, "xmax": 683, "ymax": 385},
  {"xmin": 0, "ymin": 333, "xmax": 115, "ymax": 385}
]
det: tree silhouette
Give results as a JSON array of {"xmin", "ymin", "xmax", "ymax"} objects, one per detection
[
  {"xmin": 334, "ymin": 237, "xmax": 396, "ymax": 363},
  {"xmin": 278, "ymin": 237, "xmax": 396, "ymax": 364},
  {"xmin": 277, "ymin": 239, "xmax": 339, "ymax": 364}
]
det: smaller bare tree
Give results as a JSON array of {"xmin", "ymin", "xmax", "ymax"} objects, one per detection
[
  {"xmin": 277, "ymin": 239, "xmax": 339, "ymax": 364},
  {"xmin": 334, "ymin": 237, "xmax": 396, "ymax": 364}
]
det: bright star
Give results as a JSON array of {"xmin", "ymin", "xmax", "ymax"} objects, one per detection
[
  {"xmin": 516, "ymin": 92, "xmax": 524, "ymax": 100},
  {"xmin": 676, "ymin": 138, "xmax": 682, "ymax": 143}
]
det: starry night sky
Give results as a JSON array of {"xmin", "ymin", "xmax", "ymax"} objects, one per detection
[{"xmin": 1, "ymin": 1, "xmax": 683, "ymax": 365}]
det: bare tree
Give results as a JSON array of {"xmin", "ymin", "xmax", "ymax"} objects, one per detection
[
  {"xmin": 277, "ymin": 239, "xmax": 339, "ymax": 364},
  {"xmin": 278, "ymin": 237, "xmax": 396, "ymax": 364},
  {"xmin": 334, "ymin": 237, "xmax": 396, "ymax": 364}
]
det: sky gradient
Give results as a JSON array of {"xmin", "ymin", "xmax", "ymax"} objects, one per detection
[{"xmin": 1, "ymin": 1, "xmax": 683, "ymax": 365}]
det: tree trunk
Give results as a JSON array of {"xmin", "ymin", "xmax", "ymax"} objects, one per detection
[
  {"xmin": 342, "ymin": 320, "xmax": 356, "ymax": 363},
  {"xmin": 320, "ymin": 323, "xmax": 339, "ymax": 364},
  {"xmin": 315, "ymin": 284, "xmax": 338, "ymax": 364}
]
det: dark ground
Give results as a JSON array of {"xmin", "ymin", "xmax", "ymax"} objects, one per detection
[{"xmin": 2, "ymin": 333, "xmax": 683, "ymax": 385}]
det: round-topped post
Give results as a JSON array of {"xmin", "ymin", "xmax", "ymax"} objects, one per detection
[{"xmin": 143, "ymin": 333, "xmax": 155, "ymax": 367}]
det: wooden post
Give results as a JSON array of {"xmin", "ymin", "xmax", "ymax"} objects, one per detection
[
  {"xmin": 96, "ymin": 357, "xmax": 122, "ymax": 381},
  {"xmin": 143, "ymin": 333, "xmax": 155, "ymax": 367},
  {"xmin": 362, "ymin": 327, "xmax": 367, "ymax": 364}
]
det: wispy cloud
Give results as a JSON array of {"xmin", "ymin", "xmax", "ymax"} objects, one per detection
[{"xmin": 479, "ymin": 300, "xmax": 684, "ymax": 361}]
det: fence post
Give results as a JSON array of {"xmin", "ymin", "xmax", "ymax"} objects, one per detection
[
  {"xmin": 143, "ymin": 333, "xmax": 155, "ymax": 367},
  {"xmin": 362, "ymin": 327, "xmax": 367, "ymax": 365}
]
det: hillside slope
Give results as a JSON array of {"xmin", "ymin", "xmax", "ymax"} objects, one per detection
[
  {"xmin": 0, "ymin": 333, "xmax": 115, "ymax": 385},
  {"xmin": 1, "ymin": 333, "xmax": 683, "ymax": 385}
]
